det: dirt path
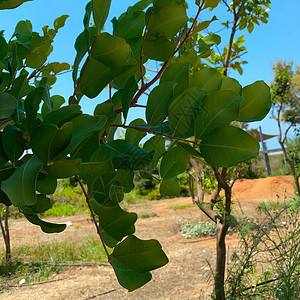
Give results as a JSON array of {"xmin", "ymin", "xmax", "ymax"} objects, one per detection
[{"xmin": 0, "ymin": 175, "xmax": 296, "ymax": 299}]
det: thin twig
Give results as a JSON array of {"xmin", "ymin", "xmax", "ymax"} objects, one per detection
[
  {"xmin": 110, "ymin": 124, "xmax": 197, "ymax": 145},
  {"xmin": 75, "ymin": 175, "xmax": 111, "ymax": 260},
  {"xmin": 143, "ymin": 169, "xmax": 161, "ymax": 182}
]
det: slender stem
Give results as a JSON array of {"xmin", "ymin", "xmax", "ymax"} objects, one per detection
[
  {"xmin": 110, "ymin": 124, "xmax": 197, "ymax": 145},
  {"xmin": 133, "ymin": 104, "xmax": 146, "ymax": 108},
  {"xmin": 109, "ymin": 83, "xmax": 112, "ymax": 103},
  {"xmin": 144, "ymin": 65, "xmax": 159, "ymax": 73},
  {"xmin": 75, "ymin": 175, "xmax": 111, "ymax": 260},
  {"xmin": 143, "ymin": 169, "xmax": 161, "ymax": 182}
]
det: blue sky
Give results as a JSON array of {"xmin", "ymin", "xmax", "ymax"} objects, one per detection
[{"xmin": 1, "ymin": 0, "xmax": 299, "ymax": 150}]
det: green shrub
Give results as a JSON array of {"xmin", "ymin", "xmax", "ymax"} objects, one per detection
[{"xmin": 180, "ymin": 221, "xmax": 217, "ymax": 238}]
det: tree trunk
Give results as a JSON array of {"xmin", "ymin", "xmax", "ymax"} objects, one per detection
[
  {"xmin": 279, "ymin": 141, "xmax": 300, "ymax": 195},
  {"xmin": 0, "ymin": 206, "xmax": 11, "ymax": 263},
  {"xmin": 215, "ymin": 221, "xmax": 229, "ymax": 300}
]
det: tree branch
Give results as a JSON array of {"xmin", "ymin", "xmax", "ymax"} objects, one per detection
[{"xmin": 75, "ymin": 175, "xmax": 111, "ymax": 260}]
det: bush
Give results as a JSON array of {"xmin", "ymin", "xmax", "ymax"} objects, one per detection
[{"xmin": 180, "ymin": 221, "xmax": 217, "ymax": 238}]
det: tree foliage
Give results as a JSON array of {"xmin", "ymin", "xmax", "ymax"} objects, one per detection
[{"xmin": 0, "ymin": 0, "xmax": 272, "ymax": 293}]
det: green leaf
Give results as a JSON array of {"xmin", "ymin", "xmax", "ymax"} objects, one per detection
[
  {"xmin": 13, "ymin": 20, "xmax": 32, "ymax": 48},
  {"xmin": 193, "ymin": 16, "xmax": 218, "ymax": 33},
  {"xmin": 36, "ymin": 175, "xmax": 57, "ymax": 195},
  {"xmin": 106, "ymin": 140, "xmax": 154, "ymax": 170},
  {"xmin": 189, "ymin": 68, "xmax": 222, "ymax": 93},
  {"xmin": 21, "ymin": 195, "xmax": 52, "ymax": 214},
  {"xmin": 43, "ymin": 105, "xmax": 82, "ymax": 127},
  {"xmin": 160, "ymin": 146, "xmax": 190, "ymax": 178},
  {"xmin": 2, "ymin": 125, "xmax": 25, "ymax": 163},
  {"xmin": 160, "ymin": 63, "xmax": 189, "ymax": 97},
  {"xmin": 125, "ymin": 118, "xmax": 146, "ymax": 145},
  {"xmin": 54, "ymin": 15, "xmax": 69, "ymax": 31},
  {"xmin": 66, "ymin": 114, "xmax": 107, "ymax": 152},
  {"xmin": 220, "ymin": 77, "xmax": 242, "ymax": 95},
  {"xmin": 41, "ymin": 95, "xmax": 65, "ymax": 118},
  {"xmin": 0, "ymin": 36, "xmax": 8, "ymax": 60},
  {"xmin": 143, "ymin": 135, "xmax": 165, "ymax": 169},
  {"xmin": 148, "ymin": 5, "xmax": 188, "ymax": 39},
  {"xmin": 24, "ymin": 214, "xmax": 66, "ymax": 233},
  {"xmin": 70, "ymin": 132, "xmax": 100, "ymax": 162},
  {"xmin": 1, "ymin": 156, "xmax": 43, "ymax": 207},
  {"xmin": 110, "ymin": 259, "xmax": 152, "ymax": 292},
  {"xmin": 109, "ymin": 181, "xmax": 124, "ymax": 203},
  {"xmin": 122, "ymin": 76, "xmax": 138, "ymax": 120},
  {"xmin": 200, "ymin": 126, "xmax": 259, "ymax": 167},
  {"xmin": 24, "ymin": 86, "xmax": 45, "ymax": 135},
  {"xmin": 194, "ymin": 90, "xmax": 242, "ymax": 139},
  {"xmin": 146, "ymin": 82, "xmax": 174, "ymax": 126},
  {"xmin": 160, "ymin": 177, "xmax": 180, "ymax": 197},
  {"xmin": 116, "ymin": 169, "xmax": 134, "ymax": 193},
  {"xmin": 142, "ymin": 35, "xmax": 176, "ymax": 61},
  {"xmin": 168, "ymin": 87, "xmax": 207, "ymax": 136},
  {"xmin": 115, "ymin": 11, "xmax": 146, "ymax": 40},
  {"xmin": 111, "ymin": 235, "xmax": 169, "ymax": 273},
  {"xmin": 0, "ymin": 133, "xmax": 9, "ymax": 166},
  {"xmin": 0, "ymin": 93, "xmax": 17, "ymax": 119},
  {"xmin": 92, "ymin": 0, "xmax": 112, "ymax": 30},
  {"xmin": 91, "ymin": 33, "xmax": 131, "ymax": 69},
  {"xmin": 0, "ymin": 0, "xmax": 32, "ymax": 9},
  {"xmin": 31, "ymin": 123, "xmax": 73, "ymax": 164},
  {"xmin": 175, "ymin": 141, "xmax": 201, "ymax": 158},
  {"xmin": 238, "ymin": 80, "xmax": 271, "ymax": 122},
  {"xmin": 44, "ymin": 158, "xmax": 81, "ymax": 179},
  {"xmin": 94, "ymin": 102, "xmax": 116, "ymax": 121},
  {"xmin": 203, "ymin": 0, "xmax": 221, "ymax": 9},
  {"xmin": 90, "ymin": 199, "xmax": 137, "ymax": 241},
  {"xmin": 92, "ymin": 169, "xmax": 117, "ymax": 206}
]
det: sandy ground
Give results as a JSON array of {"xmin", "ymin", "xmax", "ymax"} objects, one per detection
[{"xmin": 0, "ymin": 175, "xmax": 297, "ymax": 300}]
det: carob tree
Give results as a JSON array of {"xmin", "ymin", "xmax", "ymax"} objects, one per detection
[{"xmin": 0, "ymin": 0, "xmax": 271, "ymax": 297}]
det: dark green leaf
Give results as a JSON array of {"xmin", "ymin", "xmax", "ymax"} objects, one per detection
[
  {"xmin": 36, "ymin": 175, "xmax": 57, "ymax": 195},
  {"xmin": 90, "ymin": 199, "xmax": 137, "ymax": 241},
  {"xmin": 13, "ymin": 20, "xmax": 32, "ymax": 48},
  {"xmin": 110, "ymin": 259, "xmax": 152, "ymax": 292},
  {"xmin": 31, "ymin": 123, "xmax": 73, "ymax": 164},
  {"xmin": 160, "ymin": 146, "xmax": 190, "ymax": 178},
  {"xmin": 200, "ymin": 126, "xmax": 259, "ymax": 167},
  {"xmin": 203, "ymin": 0, "xmax": 220, "ymax": 9},
  {"xmin": 66, "ymin": 114, "xmax": 107, "ymax": 152},
  {"xmin": 111, "ymin": 235, "xmax": 169, "ymax": 273},
  {"xmin": 21, "ymin": 195, "xmax": 52, "ymax": 214},
  {"xmin": 168, "ymin": 87, "xmax": 207, "ymax": 136},
  {"xmin": 106, "ymin": 140, "xmax": 154, "ymax": 170},
  {"xmin": 116, "ymin": 169, "xmax": 134, "ymax": 193},
  {"xmin": 24, "ymin": 86, "xmax": 45, "ymax": 135},
  {"xmin": 175, "ymin": 142, "xmax": 201, "ymax": 158},
  {"xmin": 44, "ymin": 158, "xmax": 81, "ymax": 179},
  {"xmin": 146, "ymin": 82, "xmax": 174, "ymax": 126},
  {"xmin": 2, "ymin": 125, "xmax": 25, "ymax": 163},
  {"xmin": 1, "ymin": 156, "xmax": 43, "ymax": 207},
  {"xmin": 125, "ymin": 118, "xmax": 146, "ymax": 145},
  {"xmin": 43, "ymin": 105, "xmax": 82, "ymax": 127},
  {"xmin": 238, "ymin": 80, "xmax": 271, "ymax": 122},
  {"xmin": 0, "ymin": 36, "xmax": 8, "ymax": 60},
  {"xmin": 0, "ymin": 92, "xmax": 17, "ymax": 119},
  {"xmin": 94, "ymin": 102, "xmax": 116, "ymax": 120},
  {"xmin": 122, "ymin": 76, "xmax": 138, "ymax": 120},
  {"xmin": 143, "ymin": 135, "xmax": 165, "ymax": 169},
  {"xmin": 0, "ymin": 0, "xmax": 32, "ymax": 9},
  {"xmin": 41, "ymin": 95, "xmax": 66, "ymax": 118},
  {"xmin": 160, "ymin": 177, "xmax": 180, "ymax": 197},
  {"xmin": 24, "ymin": 214, "xmax": 66, "ymax": 233},
  {"xmin": 92, "ymin": 0, "xmax": 112, "ymax": 30},
  {"xmin": 194, "ymin": 90, "xmax": 242, "ymax": 139}
]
